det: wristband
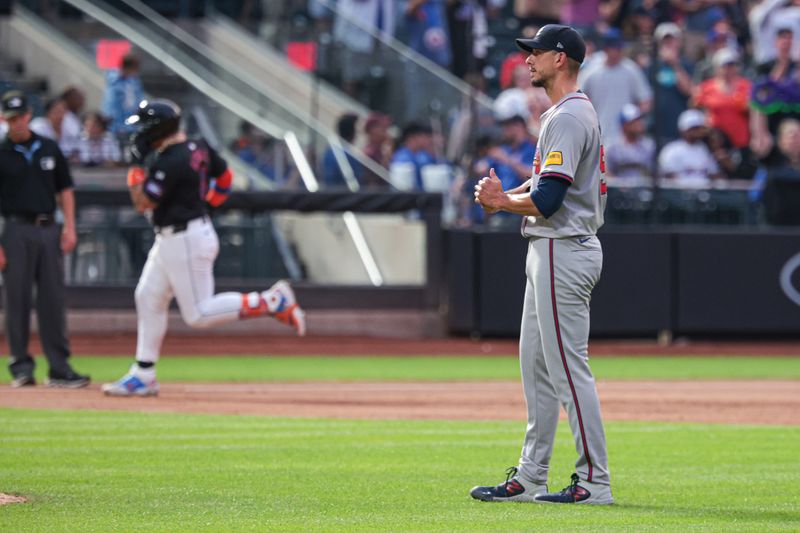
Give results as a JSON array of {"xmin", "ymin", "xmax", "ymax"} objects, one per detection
[{"xmin": 127, "ymin": 167, "xmax": 146, "ymax": 187}]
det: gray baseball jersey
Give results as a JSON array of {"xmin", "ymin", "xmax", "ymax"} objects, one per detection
[
  {"xmin": 515, "ymin": 91, "xmax": 611, "ymax": 490},
  {"xmin": 521, "ymin": 92, "xmax": 607, "ymax": 239}
]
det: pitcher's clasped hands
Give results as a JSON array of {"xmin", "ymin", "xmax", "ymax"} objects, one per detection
[{"xmin": 474, "ymin": 168, "xmax": 504, "ymax": 214}]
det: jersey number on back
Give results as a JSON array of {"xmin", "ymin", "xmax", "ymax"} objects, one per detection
[{"xmin": 190, "ymin": 145, "xmax": 210, "ymax": 199}]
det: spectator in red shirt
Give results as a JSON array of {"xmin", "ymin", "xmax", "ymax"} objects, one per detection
[
  {"xmin": 692, "ymin": 48, "xmax": 752, "ymax": 149},
  {"xmin": 362, "ymin": 112, "xmax": 393, "ymax": 188},
  {"xmin": 499, "ymin": 51, "xmax": 528, "ymax": 90}
]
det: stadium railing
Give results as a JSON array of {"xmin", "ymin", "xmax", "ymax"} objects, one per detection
[{"xmin": 60, "ymin": 0, "xmax": 391, "ymax": 189}]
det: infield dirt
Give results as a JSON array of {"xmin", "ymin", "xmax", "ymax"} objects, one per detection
[
  {"xmin": 2, "ymin": 380, "xmax": 798, "ymax": 425},
  {"xmin": 0, "ymin": 493, "xmax": 27, "ymax": 505}
]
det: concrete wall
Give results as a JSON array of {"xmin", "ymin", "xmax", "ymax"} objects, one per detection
[
  {"xmin": 0, "ymin": 10, "xmax": 104, "ymax": 107},
  {"xmin": 0, "ymin": 309, "xmax": 445, "ymax": 338},
  {"xmin": 274, "ymin": 213, "xmax": 426, "ymax": 285}
]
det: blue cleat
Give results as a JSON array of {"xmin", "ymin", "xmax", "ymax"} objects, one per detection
[
  {"xmin": 102, "ymin": 366, "xmax": 159, "ymax": 397},
  {"xmin": 470, "ymin": 467, "xmax": 547, "ymax": 503},
  {"xmin": 534, "ymin": 473, "xmax": 614, "ymax": 505}
]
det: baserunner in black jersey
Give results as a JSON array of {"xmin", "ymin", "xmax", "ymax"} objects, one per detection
[{"xmin": 103, "ymin": 99, "xmax": 305, "ymax": 397}]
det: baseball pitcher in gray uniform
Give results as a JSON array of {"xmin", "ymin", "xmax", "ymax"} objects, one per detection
[{"xmin": 471, "ymin": 24, "xmax": 613, "ymax": 505}]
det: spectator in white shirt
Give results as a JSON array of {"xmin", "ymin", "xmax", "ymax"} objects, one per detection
[
  {"xmin": 59, "ymin": 86, "xmax": 85, "ymax": 160},
  {"xmin": 605, "ymin": 104, "xmax": 656, "ymax": 181},
  {"xmin": 658, "ymin": 109, "xmax": 722, "ymax": 187},
  {"xmin": 749, "ymin": 0, "xmax": 800, "ymax": 65},
  {"xmin": 77, "ymin": 111, "xmax": 121, "ymax": 167},
  {"xmin": 30, "ymin": 97, "xmax": 66, "ymax": 144}
]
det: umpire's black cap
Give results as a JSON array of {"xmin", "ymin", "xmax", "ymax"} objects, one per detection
[
  {"xmin": 1, "ymin": 90, "xmax": 29, "ymax": 118},
  {"xmin": 516, "ymin": 24, "xmax": 586, "ymax": 65}
]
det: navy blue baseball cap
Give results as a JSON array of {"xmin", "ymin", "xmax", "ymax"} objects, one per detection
[
  {"xmin": 602, "ymin": 28, "xmax": 625, "ymax": 49},
  {"xmin": 516, "ymin": 24, "xmax": 587, "ymax": 64}
]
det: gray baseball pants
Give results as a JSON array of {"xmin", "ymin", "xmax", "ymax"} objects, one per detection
[
  {"xmin": 517, "ymin": 235, "xmax": 610, "ymax": 486},
  {"xmin": 2, "ymin": 219, "xmax": 73, "ymax": 379}
]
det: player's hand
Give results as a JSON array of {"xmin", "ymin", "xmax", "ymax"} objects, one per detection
[
  {"xmin": 0, "ymin": 244, "xmax": 6, "ymax": 271},
  {"xmin": 61, "ymin": 226, "xmax": 77, "ymax": 254},
  {"xmin": 474, "ymin": 168, "xmax": 505, "ymax": 214}
]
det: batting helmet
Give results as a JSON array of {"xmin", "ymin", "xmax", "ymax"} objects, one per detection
[{"xmin": 126, "ymin": 98, "xmax": 181, "ymax": 163}]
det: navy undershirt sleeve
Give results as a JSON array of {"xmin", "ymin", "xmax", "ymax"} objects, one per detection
[{"xmin": 530, "ymin": 176, "xmax": 571, "ymax": 219}]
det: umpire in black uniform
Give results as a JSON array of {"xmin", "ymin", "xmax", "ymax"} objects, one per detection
[{"xmin": 0, "ymin": 91, "xmax": 89, "ymax": 388}]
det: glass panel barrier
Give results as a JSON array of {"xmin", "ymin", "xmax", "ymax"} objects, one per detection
[{"xmin": 67, "ymin": 203, "xmax": 429, "ymax": 287}]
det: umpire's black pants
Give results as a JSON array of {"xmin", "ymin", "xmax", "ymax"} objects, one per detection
[{"xmin": 2, "ymin": 219, "xmax": 72, "ymax": 379}]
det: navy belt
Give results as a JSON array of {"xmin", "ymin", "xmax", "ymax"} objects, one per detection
[
  {"xmin": 155, "ymin": 220, "xmax": 189, "ymax": 235},
  {"xmin": 155, "ymin": 215, "xmax": 207, "ymax": 235}
]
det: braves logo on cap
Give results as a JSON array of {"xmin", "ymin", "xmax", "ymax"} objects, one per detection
[{"xmin": 516, "ymin": 24, "xmax": 587, "ymax": 65}]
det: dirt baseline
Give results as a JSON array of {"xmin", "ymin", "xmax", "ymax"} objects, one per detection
[{"xmin": 1, "ymin": 380, "xmax": 798, "ymax": 425}]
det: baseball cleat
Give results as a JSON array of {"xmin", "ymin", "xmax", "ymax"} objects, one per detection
[
  {"xmin": 534, "ymin": 473, "xmax": 614, "ymax": 505},
  {"xmin": 102, "ymin": 366, "xmax": 159, "ymax": 397},
  {"xmin": 46, "ymin": 371, "xmax": 90, "ymax": 389},
  {"xmin": 264, "ymin": 280, "xmax": 306, "ymax": 336},
  {"xmin": 11, "ymin": 375, "xmax": 36, "ymax": 388},
  {"xmin": 470, "ymin": 467, "xmax": 548, "ymax": 502}
]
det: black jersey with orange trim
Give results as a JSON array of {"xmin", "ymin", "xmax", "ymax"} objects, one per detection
[{"xmin": 142, "ymin": 138, "xmax": 227, "ymax": 227}]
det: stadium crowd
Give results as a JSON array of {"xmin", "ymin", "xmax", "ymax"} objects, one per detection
[
  {"xmin": 3, "ymin": 0, "xmax": 800, "ymax": 226},
  {"xmin": 0, "ymin": 52, "xmax": 144, "ymax": 169},
  {"xmin": 297, "ymin": 0, "xmax": 800, "ymax": 226}
]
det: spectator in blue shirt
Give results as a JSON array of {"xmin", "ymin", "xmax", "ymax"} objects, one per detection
[
  {"xmin": 463, "ymin": 134, "xmax": 498, "ymax": 225},
  {"xmin": 488, "ymin": 115, "xmax": 536, "ymax": 191},
  {"xmin": 473, "ymin": 115, "xmax": 535, "ymax": 228},
  {"xmin": 322, "ymin": 113, "xmax": 363, "ymax": 189},
  {"xmin": 649, "ymin": 23, "xmax": 694, "ymax": 146},
  {"xmin": 390, "ymin": 122, "xmax": 436, "ymax": 190},
  {"xmin": 403, "ymin": 0, "xmax": 452, "ymax": 69},
  {"xmin": 102, "ymin": 53, "xmax": 145, "ymax": 140},
  {"xmin": 230, "ymin": 121, "xmax": 259, "ymax": 166},
  {"xmin": 230, "ymin": 120, "xmax": 279, "ymax": 185}
]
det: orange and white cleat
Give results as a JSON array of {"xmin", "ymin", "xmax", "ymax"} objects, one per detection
[{"xmin": 263, "ymin": 280, "xmax": 306, "ymax": 336}]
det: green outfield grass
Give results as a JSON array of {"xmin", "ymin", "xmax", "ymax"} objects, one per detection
[
  {"xmin": 0, "ymin": 409, "xmax": 797, "ymax": 532},
  {"xmin": 1, "ymin": 355, "xmax": 798, "ymax": 384}
]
